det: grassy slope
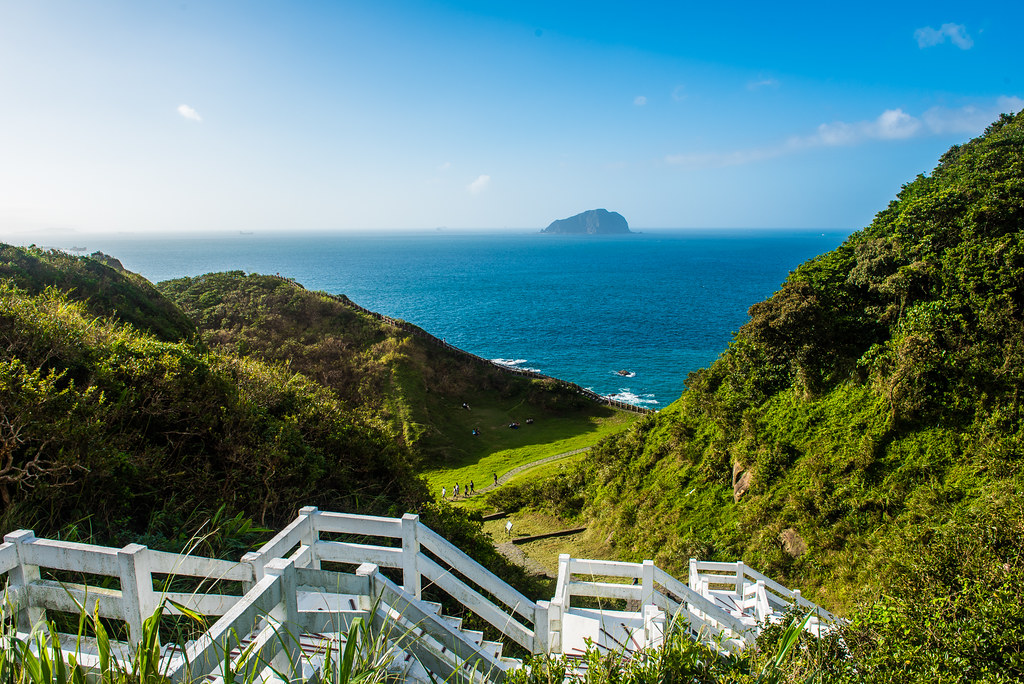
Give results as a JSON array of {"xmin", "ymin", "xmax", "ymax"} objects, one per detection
[
  {"xmin": 0, "ymin": 245, "xmax": 196, "ymax": 342},
  {"xmin": 422, "ymin": 411, "xmax": 634, "ymax": 507},
  {"xmin": 0, "ymin": 281, "xmax": 421, "ymax": 547},
  {"xmin": 0, "ymin": 247, "xmax": 549, "ymax": 596},
  {"xmin": 157, "ymin": 272, "xmax": 630, "ymax": 469},
  {"xmin": 496, "ymin": 113, "xmax": 1024, "ymax": 613}
]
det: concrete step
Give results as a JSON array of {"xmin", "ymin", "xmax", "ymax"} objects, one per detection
[
  {"xmin": 440, "ymin": 613, "xmax": 463, "ymax": 631},
  {"xmin": 480, "ymin": 640, "xmax": 504, "ymax": 660},
  {"xmin": 462, "ymin": 629, "xmax": 484, "ymax": 645}
]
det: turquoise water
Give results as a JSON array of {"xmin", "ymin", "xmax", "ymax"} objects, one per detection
[{"xmin": 81, "ymin": 229, "xmax": 850, "ymax": 407}]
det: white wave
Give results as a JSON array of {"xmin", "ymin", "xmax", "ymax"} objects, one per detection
[
  {"xmin": 605, "ymin": 390, "xmax": 660, "ymax": 406},
  {"xmin": 491, "ymin": 358, "xmax": 528, "ymax": 367},
  {"xmin": 491, "ymin": 358, "xmax": 543, "ymax": 373},
  {"xmin": 612, "ymin": 370, "xmax": 636, "ymax": 378}
]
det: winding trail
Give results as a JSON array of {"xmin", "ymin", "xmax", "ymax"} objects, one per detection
[{"xmin": 477, "ymin": 447, "xmax": 590, "ymax": 494}]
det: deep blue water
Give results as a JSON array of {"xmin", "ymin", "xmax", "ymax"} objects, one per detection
[{"xmin": 75, "ymin": 229, "xmax": 850, "ymax": 407}]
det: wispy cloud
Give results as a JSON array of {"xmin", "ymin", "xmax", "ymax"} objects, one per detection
[
  {"xmin": 747, "ymin": 78, "xmax": 779, "ymax": 91},
  {"xmin": 806, "ymin": 108, "xmax": 921, "ymax": 147},
  {"xmin": 665, "ymin": 98, "xmax": 1024, "ymax": 169},
  {"xmin": 672, "ymin": 85, "xmax": 686, "ymax": 102},
  {"xmin": 467, "ymin": 174, "xmax": 490, "ymax": 194},
  {"xmin": 634, "ymin": 95, "xmax": 647, "ymax": 106},
  {"xmin": 914, "ymin": 23, "xmax": 973, "ymax": 49},
  {"xmin": 437, "ymin": 161, "xmax": 452, "ymax": 171},
  {"xmin": 922, "ymin": 97, "xmax": 1024, "ymax": 133},
  {"xmin": 177, "ymin": 104, "xmax": 202, "ymax": 122}
]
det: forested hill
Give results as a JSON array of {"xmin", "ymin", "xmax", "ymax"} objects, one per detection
[
  {"xmin": 157, "ymin": 271, "xmax": 612, "ymax": 464},
  {"xmin": 0, "ymin": 258, "xmax": 421, "ymax": 549},
  {"xmin": 0, "ymin": 245, "xmax": 195, "ymax": 342},
  {"xmin": 502, "ymin": 113, "xmax": 1024, "ymax": 612}
]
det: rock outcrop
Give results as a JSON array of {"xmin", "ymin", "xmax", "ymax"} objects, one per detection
[{"xmin": 542, "ymin": 209, "xmax": 631, "ymax": 234}]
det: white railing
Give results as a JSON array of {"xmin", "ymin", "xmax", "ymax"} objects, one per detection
[
  {"xmin": 552, "ymin": 554, "xmax": 839, "ymax": 654},
  {"xmin": 0, "ymin": 509, "xmax": 838, "ymax": 682},
  {"xmin": 241, "ymin": 507, "xmax": 543, "ymax": 653}
]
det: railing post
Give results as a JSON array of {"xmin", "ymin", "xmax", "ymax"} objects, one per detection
[
  {"xmin": 4, "ymin": 530, "xmax": 43, "ymax": 632},
  {"xmin": 241, "ymin": 550, "xmax": 263, "ymax": 592},
  {"xmin": 736, "ymin": 561, "xmax": 746, "ymax": 599},
  {"xmin": 356, "ymin": 562, "xmax": 379, "ymax": 612},
  {"xmin": 533, "ymin": 600, "xmax": 550, "ymax": 655},
  {"xmin": 792, "ymin": 588, "xmax": 802, "ymax": 609},
  {"xmin": 264, "ymin": 558, "xmax": 301, "ymax": 671},
  {"xmin": 298, "ymin": 505, "xmax": 320, "ymax": 569},
  {"xmin": 755, "ymin": 580, "xmax": 767, "ymax": 624},
  {"xmin": 688, "ymin": 558, "xmax": 698, "ymax": 592},
  {"xmin": 556, "ymin": 554, "xmax": 571, "ymax": 608},
  {"xmin": 641, "ymin": 560, "xmax": 655, "ymax": 610},
  {"xmin": 118, "ymin": 543, "xmax": 154, "ymax": 649},
  {"xmin": 643, "ymin": 603, "xmax": 665, "ymax": 648},
  {"xmin": 547, "ymin": 597, "xmax": 563, "ymax": 655},
  {"xmin": 401, "ymin": 514, "xmax": 421, "ymax": 599}
]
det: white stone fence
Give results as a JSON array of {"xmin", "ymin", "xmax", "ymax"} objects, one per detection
[
  {"xmin": 0, "ymin": 508, "xmax": 839, "ymax": 681},
  {"xmin": 552, "ymin": 555, "xmax": 841, "ymax": 653},
  {"xmin": 241, "ymin": 507, "xmax": 547, "ymax": 653}
]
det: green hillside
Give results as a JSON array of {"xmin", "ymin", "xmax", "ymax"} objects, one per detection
[
  {"xmin": 0, "ymin": 245, "xmax": 196, "ymax": 343},
  {"xmin": 0, "ymin": 252, "xmax": 484, "ymax": 578},
  {"xmin": 0, "ymin": 280, "xmax": 421, "ymax": 548},
  {"xmin": 494, "ymin": 113, "xmax": 1024, "ymax": 614},
  {"xmin": 157, "ymin": 271, "xmax": 619, "ymax": 465}
]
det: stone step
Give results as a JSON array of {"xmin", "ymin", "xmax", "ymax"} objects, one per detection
[
  {"xmin": 462, "ymin": 629, "xmax": 484, "ymax": 645},
  {"xmin": 481, "ymin": 639, "xmax": 506, "ymax": 660},
  {"xmin": 421, "ymin": 600, "xmax": 443, "ymax": 615},
  {"xmin": 440, "ymin": 613, "xmax": 463, "ymax": 631}
]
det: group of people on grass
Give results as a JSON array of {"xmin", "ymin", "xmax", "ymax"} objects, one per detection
[
  {"xmin": 449, "ymin": 401, "xmax": 534, "ymax": 499},
  {"xmin": 441, "ymin": 481, "xmax": 476, "ymax": 500},
  {"xmin": 441, "ymin": 473, "xmax": 500, "ymax": 500}
]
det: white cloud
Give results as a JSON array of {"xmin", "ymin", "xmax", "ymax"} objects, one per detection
[
  {"xmin": 671, "ymin": 85, "xmax": 686, "ymax": 102},
  {"xmin": 915, "ymin": 23, "xmax": 973, "ymax": 49},
  {"xmin": 665, "ymin": 147, "xmax": 781, "ymax": 169},
  {"xmin": 467, "ymin": 174, "xmax": 490, "ymax": 194},
  {"xmin": 665, "ymin": 97, "xmax": 1024, "ymax": 170},
  {"xmin": 801, "ymin": 108, "xmax": 921, "ymax": 148},
  {"xmin": 922, "ymin": 96, "xmax": 1024, "ymax": 134},
  {"xmin": 634, "ymin": 95, "xmax": 647, "ymax": 106},
  {"xmin": 177, "ymin": 104, "xmax": 202, "ymax": 122},
  {"xmin": 437, "ymin": 161, "xmax": 452, "ymax": 171},
  {"xmin": 874, "ymin": 108, "xmax": 922, "ymax": 139}
]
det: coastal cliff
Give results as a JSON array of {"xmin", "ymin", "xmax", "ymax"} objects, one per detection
[{"xmin": 542, "ymin": 208, "xmax": 631, "ymax": 234}]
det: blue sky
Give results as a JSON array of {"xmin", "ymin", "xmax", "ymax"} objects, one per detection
[{"xmin": 1, "ymin": 1, "xmax": 1021, "ymax": 237}]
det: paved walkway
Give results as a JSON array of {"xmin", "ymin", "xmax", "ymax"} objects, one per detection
[{"xmin": 477, "ymin": 447, "xmax": 591, "ymax": 494}]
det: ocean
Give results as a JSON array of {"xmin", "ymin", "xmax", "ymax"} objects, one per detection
[{"xmin": 70, "ymin": 229, "xmax": 851, "ymax": 407}]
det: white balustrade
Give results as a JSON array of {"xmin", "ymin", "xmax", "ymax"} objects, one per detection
[{"xmin": 0, "ymin": 509, "xmax": 839, "ymax": 683}]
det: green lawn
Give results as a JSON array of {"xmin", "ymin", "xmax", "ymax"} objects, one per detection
[{"xmin": 421, "ymin": 409, "xmax": 637, "ymax": 508}]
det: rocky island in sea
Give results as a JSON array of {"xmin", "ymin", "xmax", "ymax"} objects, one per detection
[{"xmin": 541, "ymin": 208, "xmax": 631, "ymax": 234}]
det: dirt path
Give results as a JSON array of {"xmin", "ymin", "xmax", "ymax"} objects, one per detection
[
  {"xmin": 494, "ymin": 541, "xmax": 553, "ymax": 578},
  {"xmin": 477, "ymin": 447, "xmax": 590, "ymax": 494}
]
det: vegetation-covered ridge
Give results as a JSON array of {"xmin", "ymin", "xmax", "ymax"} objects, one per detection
[
  {"xmin": 0, "ymin": 278, "xmax": 420, "ymax": 547},
  {"xmin": 494, "ymin": 114, "xmax": 1024, "ymax": 622},
  {"xmin": 157, "ymin": 271, "xmax": 621, "ymax": 466},
  {"xmin": 0, "ymin": 248, "xmax": 547, "ymax": 600}
]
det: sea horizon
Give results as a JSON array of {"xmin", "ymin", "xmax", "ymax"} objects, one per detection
[{"xmin": 7, "ymin": 228, "xmax": 853, "ymax": 407}]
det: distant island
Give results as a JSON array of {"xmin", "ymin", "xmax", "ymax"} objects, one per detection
[{"xmin": 542, "ymin": 208, "xmax": 631, "ymax": 234}]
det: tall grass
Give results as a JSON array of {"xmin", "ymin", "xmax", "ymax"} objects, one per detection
[{"xmin": 0, "ymin": 593, "xmax": 418, "ymax": 684}]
